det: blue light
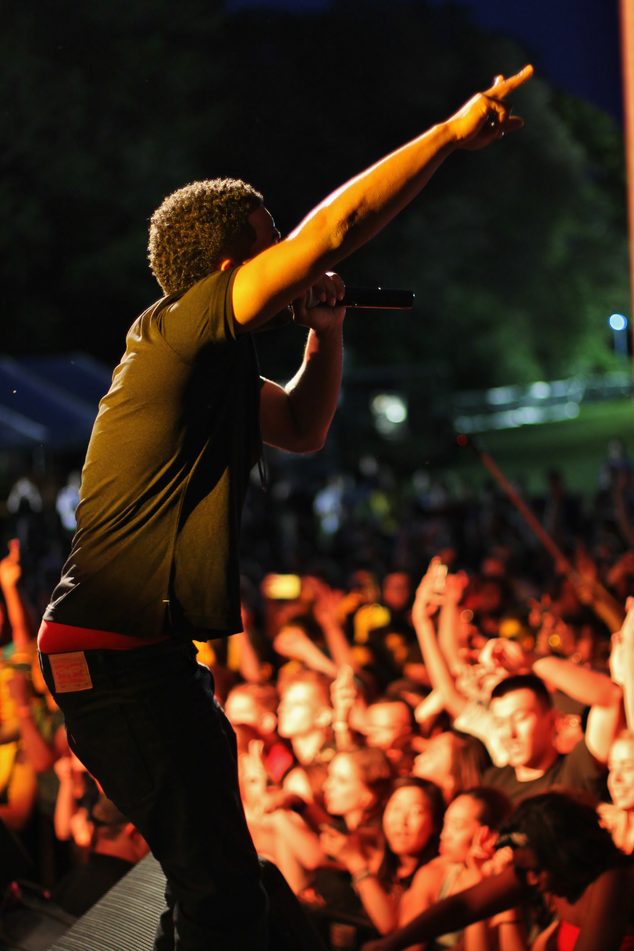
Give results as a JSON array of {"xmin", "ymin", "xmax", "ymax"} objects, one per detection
[{"xmin": 609, "ymin": 313, "xmax": 628, "ymax": 331}]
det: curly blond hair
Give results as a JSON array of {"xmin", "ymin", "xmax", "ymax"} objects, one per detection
[{"xmin": 148, "ymin": 178, "xmax": 263, "ymax": 294}]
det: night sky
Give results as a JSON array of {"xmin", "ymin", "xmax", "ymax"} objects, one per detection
[{"xmin": 227, "ymin": 0, "xmax": 624, "ymax": 122}]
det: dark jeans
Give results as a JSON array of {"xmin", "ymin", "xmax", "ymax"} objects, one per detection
[{"xmin": 39, "ymin": 640, "xmax": 268, "ymax": 951}]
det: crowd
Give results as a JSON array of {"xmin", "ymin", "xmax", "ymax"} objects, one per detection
[{"xmin": 0, "ymin": 445, "xmax": 633, "ymax": 950}]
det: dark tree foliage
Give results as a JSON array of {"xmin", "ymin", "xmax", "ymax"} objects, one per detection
[{"xmin": 1, "ymin": 0, "xmax": 627, "ymax": 393}]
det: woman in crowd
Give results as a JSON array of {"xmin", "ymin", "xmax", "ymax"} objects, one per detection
[
  {"xmin": 599, "ymin": 599, "xmax": 634, "ymax": 853},
  {"xmin": 399, "ymin": 786, "xmax": 520, "ymax": 949},
  {"xmin": 276, "ymin": 747, "xmax": 394, "ymax": 933},
  {"xmin": 412, "ymin": 731, "xmax": 491, "ymax": 804},
  {"xmin": 320, "ymin": 776, "xmax": 445, "ymax": 934},
  {"xmin": 322, "ymin": 748, "xmax": 394, "ymax": 839},
  {"xmin": 598, "ymin": 730, "xmax": 634, "ymax": 854},
  {"xmin": 362, "ymin": 791, "xmax": 634, "ymax": 951}
]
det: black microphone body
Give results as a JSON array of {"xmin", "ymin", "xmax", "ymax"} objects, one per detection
[
  {"xmin": 339, "ymin": 286, "xmax": 414, "ymax": 310},
  {"xmin": 257, "ymin": 285, "xmax": 414, "ymax": 332}
]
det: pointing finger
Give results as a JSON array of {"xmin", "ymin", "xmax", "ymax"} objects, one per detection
[{"xmin": 484, "ymin": 64, "xmax": 534, "ymax": 100}]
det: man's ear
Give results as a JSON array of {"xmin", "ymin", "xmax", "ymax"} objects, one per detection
[{"xmin": 219, "ymin": 258, "xmax": 235, "ymax": 272}]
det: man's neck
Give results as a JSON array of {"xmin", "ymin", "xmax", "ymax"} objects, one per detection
[{"xmin": 514, "ymin": 747, "xmax": 559, "ymax": 782}]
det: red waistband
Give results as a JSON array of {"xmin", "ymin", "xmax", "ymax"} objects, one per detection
[{"xmin": 38, "ymin": 619, "xmax": 170, "ymax": 653}]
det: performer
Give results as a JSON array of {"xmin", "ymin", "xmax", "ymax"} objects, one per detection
[{"xmin": 38, "ymin": 66, "xmax": 533, "ymax": 950}]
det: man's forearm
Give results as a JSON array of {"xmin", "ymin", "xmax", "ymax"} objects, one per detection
[
  {"xmin": 290, "ymin": 124, "xmax": 456, "ymax": 272},
  {"xmin": 284, "ymin": 323, "xmax": 343, "ymax": 451},
  {"xmin": 2, "ymin": 585, "xmax": 35, "ymax": 650},
  {"xmin": 375, "ymin": 870, "xmax": 522, "ymax": 951},
  {"xmin": 532, "ymin": 655, "xmax": 622, "ymax": 708},
  {"xmin": 414, "ymin": 609, "xmax": 466, "ymax": 718}
]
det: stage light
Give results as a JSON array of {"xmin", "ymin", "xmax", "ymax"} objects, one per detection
[
  {"xmin": 608, "ymin": 313, "xmax": 628, "ymax": 331},
  {"xmin": 371, "ymin": 393, "xmax": 408, "ymax": 436}
]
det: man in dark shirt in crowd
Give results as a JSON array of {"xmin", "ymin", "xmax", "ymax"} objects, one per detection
[
  {"xmin": 484, "ymin": 672, "xmax": 621, "ymax": 802},
  {"xmin": 37, "ymin": 66, "xmax": 532, "ymax": 950}
]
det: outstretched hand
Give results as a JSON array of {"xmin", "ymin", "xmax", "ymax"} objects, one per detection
[{"xmin": 448, "ymin": 64, "xmax": 533, "ymax": 150}]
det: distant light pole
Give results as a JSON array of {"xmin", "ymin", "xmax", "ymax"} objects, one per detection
[
  {"xmin": 609, "ymin": 313, "xmax": 629, "ymax": 358},
  {"xmin": 620, "ymin": 0, "xmax": 634, "ymax": 377}
]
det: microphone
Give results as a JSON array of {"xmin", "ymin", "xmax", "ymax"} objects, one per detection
[
  {"xmin": 256, "ymin": 285, "xmax": 415, "ymax": 332},
  {"xmin": 309, "ymin": 285, "xmax": 415, "ymax": 310}
]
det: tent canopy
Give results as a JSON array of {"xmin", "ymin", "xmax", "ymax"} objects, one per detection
[{"xmin": 0, "ymin": 353, "xmax": 112, "ymax": 450}]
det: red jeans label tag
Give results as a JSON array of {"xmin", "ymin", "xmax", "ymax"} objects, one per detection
[{"xmin": 49, "ymin": 652, "xmax": 93, "ymax": 693}]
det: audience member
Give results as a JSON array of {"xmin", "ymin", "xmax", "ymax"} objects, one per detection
[
  {"xmin": 276, "ymin": 669, "xmax": 337, "ymax": 800},
  {"xmin": 1, "ymin": 444, "xmax": 632, "ymax": 950},
  {"xmin": 52, "ymin": 795, "xmax": 149, "ymax": 917},
  {"xmin": 225, "ymin": 682, "xmax": 294, "ymax": 784},
  {"xmin": 413, "ymin": 731, "xmax": 490, "ymax": 803},
  {"xmin": 361, "ymin": 791, "xmax": 634, "ymax": 951},
  {"xmin": 363, "ymin": 700, "xmax": 417, "ymax": 774},
  {"xmin": 400, "ymin": 786, "xmax": 518, "ymax": 948},
  {"xmin": 484, "ymin": 671, "xmax": 619, "ymax": 802},
  {"xmin": 599, "ymin": 730, "xmax": 634, "ymax": 854},
  {"xmin": 321, "ymin": 777, "xmax": 444, "ymax": 935}
]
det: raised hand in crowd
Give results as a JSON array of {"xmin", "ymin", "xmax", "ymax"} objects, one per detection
[
  {"xmin": 53, "ymin": 752, "xmax": 95, "ymax": 848},
  {"xmin": 6, "ymin": 668, "xmax": 65, "ymax": 772},
  {"xmin": 329, "ymin": 664, "xmax": 367, "ymax": 753},
  {"xmin": 476, "ymin": 638, "xmax": 529, "ymax": 676},
  {"xmin": 319, "ymin": 825, "xmax": 371, "ymax": 876},
  {"xmin": 412, "ymin": 557, "xmax": 448, "ymax": 625},
  {"xmin": 273, "ymin": 622, "xmax": 338, "ymax": 677},
  {"xmin": 0, "ymin": 538, "xmax": 23, "ymax": 590},
  {"xmin": 411, "ymin": 559, "xmax": 471, "ymax": 723},
  {"xmin": 606, "ymin": 550, "xmax": 634, "ymax": 600},
  {"xmin": 570, "ymin": 544, "xmax": 624, "ymax": 632},
  {"xmin": 312, "ymin": 579, "xmax": 364, "ymax": 675},
  {"xmin": 0, "ymin": 538, "xmax": 36, "ymax": 652}
]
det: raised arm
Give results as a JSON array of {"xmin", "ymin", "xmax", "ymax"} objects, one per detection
[
  {"xmin": 437, "ymin": 571, "xmax": 469, "ymax": 672},
  {"xmin": 272, "ymin": 623, "xmax": 338, "ymax": 677},
  {"xmin": 232, "ymin": 67, "xmax": 533, "ymax": 329},
  {"xmin": 0, "ymin": 539, "xmax": 36, "ymax": 652},
  {"xmin": 532, "ymin": 655, "xmax": 623, "ymax": 762},
  {"xmin": 312, "ymin": 581, "xmax": 361, "ymax": 673},
  {"xmin": 233, "ymin": 603, "xmax": 270, "ymax": 684},
  {"xmin": 259, "ymin": 306, "xmax": 344, "ymax": 454},
  {"xmin": 412, "ymin": 559, "xmax": 469, "ymax": 719}
]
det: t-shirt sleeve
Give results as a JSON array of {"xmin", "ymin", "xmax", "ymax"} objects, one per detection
[
  {"xmin": 559, "ymin": 738, "xmax": 607, "ymax": 799},
  {"xmin": 155, "ymin": 267, "xmax": 240, "ymax": 361}
]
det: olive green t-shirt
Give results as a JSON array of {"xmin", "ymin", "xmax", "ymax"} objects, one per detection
[{"xmin": 45, "ymin": 267, "xmax": 260, "ymax": 640}]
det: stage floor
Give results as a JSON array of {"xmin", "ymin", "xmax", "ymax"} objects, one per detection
[{"xmin": 50, "ymin": 854, "xmax": 165, "ymax": 951}]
